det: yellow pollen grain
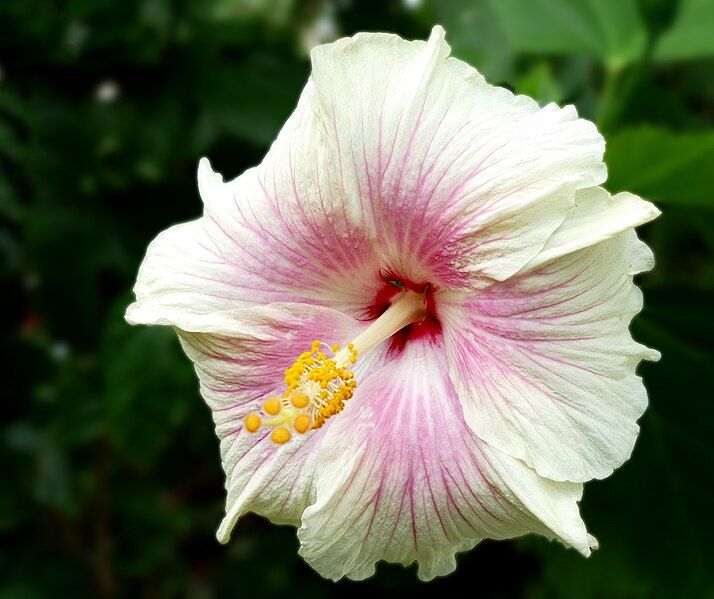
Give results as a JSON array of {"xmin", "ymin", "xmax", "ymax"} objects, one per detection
[
  {"xmin": 271, "ymin": 427, "xmax": 291, "ymax": 444},
  {"xmin": 274, "ymin": 339, "xmax": 361, "ymax": 435},
  {"xmin": 263, "ymin": 397, "xmax": 282, "ymax": 415},
  {"xmin": 290, "ymin": 391, "xmax": 309, "ymax": 408},
  {"xmin": 244, "ymin": 413, "xmax": 261, "ymax": 433},
  {"xmin": 293, "ymin": 414, "xmax": 311, "ymax": 434}
]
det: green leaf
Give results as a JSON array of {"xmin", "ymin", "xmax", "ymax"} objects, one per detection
[
  {"xmin": 102, "ymin": 305, "xmax": 195, "ymax": 470},
  {"xmin": 193, "ymin": 55, "xmax": 308, "ymax": 148},
  {"xmin": 655, "ymin": 0, "xmax": 714, "ymax": 61},
  {"xmin": 0, "ymin": 173, "xmax": 23, "ymax": 222},
  {"xmin": 516, "ymin": 62, "xmax": 564, "ymax": 105},
  {"xmin": 606, "ymin": 127, "xmax": 714, "ymax": 207},
  {"xmin": 489, "ymin": 0, "xmax": 648, "ymax": 68},
  {"xmin": 422, "ymin": 0, "xmax": 516, "ymax": 82},
  {"xmin": 0, "ymin": 120, "xmax": 23, "ymax": 161}
]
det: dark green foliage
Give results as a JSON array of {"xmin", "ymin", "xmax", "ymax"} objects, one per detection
[{"xmin": 1, "ymin": 0, "xmax": 712, "ymax": 596}]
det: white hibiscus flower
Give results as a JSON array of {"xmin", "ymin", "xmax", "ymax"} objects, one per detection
[{"xmin": 126, "ymin": 26, "xmax": 660, "ymax": 581}]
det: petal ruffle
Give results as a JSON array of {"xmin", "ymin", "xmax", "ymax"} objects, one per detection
[
  {"xmin": 524, "ymin": 186, "xmax": 660, "ymax": 271},
  {"xmin": 173, "ymin": 303, "xmax": 384, "ymax": 540},
  {"xmin": 308, "ymin": 25, "xmax": 605, "ymax": 288},
  {"xmin": 298, "ymin": 341, "xmax": 591, "ymax": 581},
  {"xmin": 442, "ymin": 229, "xmax": 660, "ymax": 484}
]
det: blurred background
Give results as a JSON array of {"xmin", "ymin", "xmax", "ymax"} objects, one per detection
[{"xmin": 1, "ymin": 0, "xmax": 712, "ymax": 596}]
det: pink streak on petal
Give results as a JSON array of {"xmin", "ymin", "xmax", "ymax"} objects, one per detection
[
  {"xmin": 298, "ymin": 338, "xmax": 587, "ymax": 581},
  {"xmin": 175, "ymin": 303, "xmax": 386, "ymax": 539},
  {"xmin": 442, "ymin": 232, "xmax": 658, "ymax": 483}
]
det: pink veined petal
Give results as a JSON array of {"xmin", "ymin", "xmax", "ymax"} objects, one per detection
[
  {"xmin": 308, "ymin": 25, "xmax": 606, "ymax": 288},
  {"xmin": 298, "ymin": 340, "xmax": 592, "ymax": 582},
  {"xmin": 128, "ymin": 26, "xmax": 608, "ymax": 329},
  {"xmin": 127, "ymin": 82, "xmax": 384, "ymax": 328},
  {"xmin": 172, "ymin": 303, "xmax": 385, "ymax": 541},
  {"xmin": 442, "ymin": 230, "xmax": 660, "ymax": 484}
]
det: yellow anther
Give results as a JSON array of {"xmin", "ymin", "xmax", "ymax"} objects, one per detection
[
  {"xmin": 271, "ymin": 427, "xmax": 291, "ymax": 444},
  {"xmin": 244, "ymin": 413, "xmax": 261, "ymax": 433},
  {"xmin": 290, "ymin": 391, "xmax": 309, "ymax": 408},
  {"xmin": 293, "ymin": 414, "xmax": 311, "ymax": 434},
  {"xmin": 242, "ymin": 290, "xmax": 427, "ymax": 444},
  {"xmin": 263, "ymin": 397, "xmax": 282, "ymax": 415},
  {"xmin": 261, "ymin": 338, "xmax": 363, "ymax": 438}
]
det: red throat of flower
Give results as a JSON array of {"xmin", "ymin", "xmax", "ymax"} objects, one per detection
[
  {"xmin": 243, "ymin": 288, "xmax": 431, "ymax": 444},
  {"xmin": 367, "ymin": 274, "xmax": 442, "ymax": 353}
]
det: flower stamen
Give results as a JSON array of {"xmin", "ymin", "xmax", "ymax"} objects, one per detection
[
  {"xmin": 244, "ymin": 413, "xmax": 261, "ymax": 433},
  {"xmin": 262, "ymin": 397, "xmax": 282, "ymax": 415},
  {"xmin": 243, "ymin": 290, "xmax": 425, "ymax": 443},
  {"xmin": 271, "ymin": 427, "xmax": 291, "ymax": 444}
]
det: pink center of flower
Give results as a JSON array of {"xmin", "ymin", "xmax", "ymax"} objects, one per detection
[{"xmin": 243, "ymin": 289, "xmax": 428, "ymax": 444}]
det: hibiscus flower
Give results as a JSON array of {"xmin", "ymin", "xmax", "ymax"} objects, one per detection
[{"xmin": 126, "ymin": 26, "xmax": 660, "ymax": 581}]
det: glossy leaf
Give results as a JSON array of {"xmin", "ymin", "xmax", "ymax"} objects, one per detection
[
  {"xmin": 422, "ymin": 0, "xmax": 515, "ymax": 82},
  {"xmin": 489, "ymin": 0, "xmax": 648, "ymax": 68},
  {"xmin": 606, "ymin": 127, "xmax": 714, "ymax": 207},
  {"xmin": 655, "ymin": 0, "xmax": 714, "ymax": 61}
]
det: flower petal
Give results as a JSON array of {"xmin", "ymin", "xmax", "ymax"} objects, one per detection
[
  {"xmin": 308, "ymin": 25, "xmax": 605, "ymax": 288},
  {"xmin": 442, "ymin": 230, "xmax": 660, "ymax": 483},
  {"xmin": 127, "ymin": 26, "xmax": 609, "ymax": 328},
  {"xmin": 298, "ymin": 341, "xmax": 591, "ymax": 581},
  {"xmin": 523, "ymin": 186, "xmax": 660, "ymax": 271},
  {"xmin": 127, "ymin": 83, "xmax": 383, "ymax": 327},
  {"xmin": 172, "ymin": 303, "xmax": 384, "ymax": 541}
]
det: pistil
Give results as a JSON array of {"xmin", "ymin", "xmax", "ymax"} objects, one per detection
[
  {"xmin": 243, "ymin": 290, "xmax": 426, "ymax": 443},
  {"xmin": 348, "ymin": 290, "xmax": 426, "ymax": 356}
]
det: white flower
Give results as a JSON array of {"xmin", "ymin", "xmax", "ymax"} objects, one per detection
[{"xmin": 126, "ymin": 26, "xmax": 660, "ymax": 581}]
